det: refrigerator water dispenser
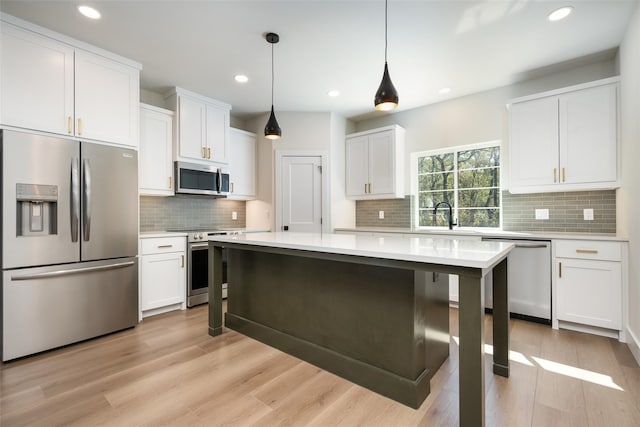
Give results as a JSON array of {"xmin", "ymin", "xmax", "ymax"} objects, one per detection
[{"xmin": 16, "ymin": 183, "xmax": 58, "ymax": 236}]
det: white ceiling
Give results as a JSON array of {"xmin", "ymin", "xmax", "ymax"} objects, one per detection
[{"xmin": 1, "ymin": 1, "xmax": 637, "ymax": 121}]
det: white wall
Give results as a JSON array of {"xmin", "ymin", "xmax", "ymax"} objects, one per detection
[
  {"xmin": 619, "ymin": 2, "xmax": 640, "ymax": 363},
  {"xmin": 355, "ymin": 59, "xmax": 618, "ymax": 193},
  {"xmin": 330, "ymin": 113, "xmax": 356, "ymax": 229}
]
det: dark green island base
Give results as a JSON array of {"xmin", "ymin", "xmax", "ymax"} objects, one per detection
[{"xmin": 209, "ymin": 242, "xmax": 510, "ymax": 427}]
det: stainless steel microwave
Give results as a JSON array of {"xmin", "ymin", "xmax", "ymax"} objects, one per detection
[{"xmin": 175, "ymin": 161, "xmax": 230, "ymax": 196}]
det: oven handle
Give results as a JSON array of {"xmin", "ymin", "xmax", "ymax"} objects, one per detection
[{"xmin": 190, "ymin": 243, "xmax": 210, "ymax": 249}]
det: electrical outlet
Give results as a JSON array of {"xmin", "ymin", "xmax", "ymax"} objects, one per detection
[
  {"xmin": 535, "ymin": 209, "xmax": 549, "ymax": 220},
  {"xmin": 378, "ymin": 210, "xmax": 385, "ymax": 220},
  {"xmin": 232, "ymin": 211, "xmax": 237, "ymax": 220},
  {"xmin": 584, "ymin": 208, "xmax": 594, "ymax": 221}
]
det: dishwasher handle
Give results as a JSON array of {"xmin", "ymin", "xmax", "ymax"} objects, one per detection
[{"xmin": 513, "ymin": 243, "xmax": 549, "ymax": 249}]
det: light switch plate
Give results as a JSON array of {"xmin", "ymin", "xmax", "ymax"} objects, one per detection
[
  {"xmin": 535, "ymin": 208, "xmax": 549, "ymax": 220},
  {"xmin": 378, "ymin": 210, "xmax": 385, "ymax": 219},
  {"xmin": 584, "ymin": 208, "xmax": 594, "ymax": 221},
  {"xmin": 232, "ymin": 211, "xmax": 237, "ymax": 220}
]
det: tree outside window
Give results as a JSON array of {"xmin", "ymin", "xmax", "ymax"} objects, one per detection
[{"xmin": 415, "ymin": 143, "xmax": 500, "ymax": 228}]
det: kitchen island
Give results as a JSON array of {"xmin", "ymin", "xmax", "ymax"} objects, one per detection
[{"xmin": 208, "ymin": 232, "xmax": 513, "ymax": 427}]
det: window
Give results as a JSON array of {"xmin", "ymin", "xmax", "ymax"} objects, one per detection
[{"xmin": 413, "ymin": 142, "xmax": 501, "ymax": 228}]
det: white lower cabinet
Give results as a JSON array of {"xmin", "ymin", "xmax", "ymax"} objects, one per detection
[
  {"xmin": 139, "ymin": 236, "xmax": 186, "ymax": 319},
  {"xmin": 554, "ymin": 239, "xmax": 625, "ymax": 340}
]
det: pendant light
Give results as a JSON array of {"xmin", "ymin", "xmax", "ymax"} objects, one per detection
[
  {"xmin": 374, "ymin": 0, "xmax": 399, "ymax": 111},
  {"xmin": 264, "ymin": 32, "xmax": 282, "ymax": 140}
]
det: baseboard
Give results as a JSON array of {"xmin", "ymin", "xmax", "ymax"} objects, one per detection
[{"xmin": 627, "ymin": 326, "xmax": 640, "ymax": 367}]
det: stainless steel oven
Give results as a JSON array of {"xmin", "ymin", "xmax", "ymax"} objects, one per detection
[{"xmin": 186, "ymin": 231, "xmax": 227, "ymax": 307}]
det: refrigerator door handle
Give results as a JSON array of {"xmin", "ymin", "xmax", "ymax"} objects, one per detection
[
  {"xmin": 83, "ymin": 158, "xmax": 92, "ymax": 241},
  {"xmin": 11, "ymin": 260, "xmax": 136, "ymax": 281},
  {"xmin": 70, "ymin": 157, "xmax": 80, "ymax": 242}
]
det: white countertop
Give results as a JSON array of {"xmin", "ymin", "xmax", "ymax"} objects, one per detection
[
  {"xmin": 139, "ymin": 231, "xmax": 188, "ymax": 238},
  {"xmin": 208, "ymin": 232, "xmax": 513, "ymax": 270},
  {"xmin": 333, "ymin": 227, "xmax": 628, "ymax": 242}
]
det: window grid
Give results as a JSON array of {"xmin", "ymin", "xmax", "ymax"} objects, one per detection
[{"xmin": 415, "ymin": 143, "xmax": 501, "ymax": 228}]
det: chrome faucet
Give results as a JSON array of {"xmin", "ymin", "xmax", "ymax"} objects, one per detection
[{"xmin": 433, "ymin": 201, "xmax": 458, "ymax": 230}]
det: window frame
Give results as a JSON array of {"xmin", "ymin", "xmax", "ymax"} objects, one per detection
[{"xmin": 410, "ymin": 140, "xmax": 502, "ymax": 230}]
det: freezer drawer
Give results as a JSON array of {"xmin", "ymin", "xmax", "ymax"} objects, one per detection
[{"xmin": 2, "ymin": 258, "xmax": 138, "ymax": 361}]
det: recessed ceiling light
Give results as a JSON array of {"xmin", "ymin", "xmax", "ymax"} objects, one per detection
[
  {"xmin": 234, "ymin": 75, "xmax": 248, "ymax": 83},
  {"xmin": 78, "ymin": 5, "xmax": 101, "ymax": 20},
  {"xmin": 439, "ymin": 87, "xmax": 451, "ymax": 94},
  {"xmin": 548, "ymin": 6, "xmax": 573, "ymax": 22},
  {"xmin": 327, "ymin": 90, "xmax": 340, "ymax": 97}
]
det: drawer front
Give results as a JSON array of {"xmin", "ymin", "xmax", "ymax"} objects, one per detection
[
  {"xmin": 140, "ymin": 237, "xmax": 186, "ymax": 255},
  {"xmin": 555, "ymin": 240, "xmax": 621, "ymax": 261}
]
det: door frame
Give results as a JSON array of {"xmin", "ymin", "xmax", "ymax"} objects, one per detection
[{"xmin": 275, "ymin": 150, "xmax": 330, "ymax": 234}]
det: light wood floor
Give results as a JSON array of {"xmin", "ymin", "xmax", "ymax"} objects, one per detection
[{"xmin": 2, "ymin": 303, "xmax": 640, "ymax": 427}]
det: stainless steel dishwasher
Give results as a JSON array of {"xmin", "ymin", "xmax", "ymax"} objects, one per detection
[{"xmin": 482, "ymin": 237, "xmax": 552, "ymax": 324}]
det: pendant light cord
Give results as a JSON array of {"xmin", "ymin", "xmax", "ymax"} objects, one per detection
[
  {"xmin": 384, "ymin": 0, "xmax": 388, "ymax": 63},
  {"xmin": 271, "ymin": 42, "xmax": 275, "ymax": 105}
]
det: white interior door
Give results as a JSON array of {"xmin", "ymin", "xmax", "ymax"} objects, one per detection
[{"xmin": 281, "ymin": 155, "xmax": 322, "ymax": 233}]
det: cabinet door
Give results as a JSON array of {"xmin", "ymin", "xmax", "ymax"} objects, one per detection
[
  {"xmin": 206, "ymin": 104, "xmax": 229, "ymax": 164},
  {"xmin": 556, "ymin": 258, "xmax": 622, "ymax": 330},
  {"xmin": 560, "ymin": 84, "xmax": 618, "ymax": 185},
  {"xmin": 74, "ymin": 50, "xmax": 139, "ymax": 147},
  {"xmin": 140, "ymin": 252, "xmax": 185, "ymax": 311},
  {"xmin": 368, "ymin": 130, "xmax": 395, "ymax": 195},
  {"xmin": 139, "ymin": 106, "xmax": 173, "ymax": 196},
  {"xmin": 346, "ymin": 136, "xmax": 370, "ymax": 196},
  {"xmin": 509, "ymin": 97, "xmax": 559, "ymax": 189},
  {"xmin": 229, "ymin": 129, "xmax": 256, "ymax": 199},
  {"xmin": 0, "ymin": 23, "xmax": 74, "ymax": 135},
  {"xmin": 177, "ymin": 95, "xmax": 207, "ymax": 161}
]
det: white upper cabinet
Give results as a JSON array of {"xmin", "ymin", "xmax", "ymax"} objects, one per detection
[
  {"xmin": 0, "ymin": 23, "xmax": 74, "ymax": 135},
  {"xmin": 0, "ymin": 17, "xmax": 141, "ymax": 148},
  {"xmin": 346, "ymin": 125, "xmax": 405, "ymax": 200},
  {"xmin": 74, "ymin": 50, "xmax": 140, "ymax": 147},
  {"xmin": 508, "ymin": 77, "xmax": 619, "ymax": 193},
  {"xmin": 139, "ymin": 104, "xmax": 174, "ymax": 196},
  {"xmin": 228, "ymin": 128, "xmax": 257, "ymax": 200},
  {"xmin": 165, "ymin": 87, "xmax": 231, "ymax": 166}
]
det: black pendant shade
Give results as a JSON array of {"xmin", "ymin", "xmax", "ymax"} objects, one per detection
[
  {"xmin": 265, "ymin": 32, "xmax": 282, "ymax": 140},
  {"xmin": 264, "ymin": 105, "xmax": 282, "ymax": 140},
  {"xmin": 374, "ymin": 62, "xmax": 399, "ymax": 111},
  {"xmin": 374, "ymin": 0, "xmax": 399, "ymax": 111}
]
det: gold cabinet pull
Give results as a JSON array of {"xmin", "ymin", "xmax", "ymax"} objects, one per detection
[
  {"xmin": 368, "ymin": 183, "xmax": 372, "ymax": 193},
  {"xmin": 562, "ymin": 167, "xmax": 566, "ymax": 182},
  {"xmin": 364, "ymin": 183, "xmax": 368, "ymax": 194},
  {"xmin": 157, "ymin": 244, "xmax": 173, "ymax": 249},
  {"xmin": 559, "ymin": 262, "xmax": 562, "ymax": 278},
  {"xmin": 576, "ymin": 249, "xmax": 598, "ymax": 254},
  {"xmin": 230, "ymin": 182, "xmax": 235, "ymax": 193},
  {"xmin": 553, "ymin": 168, "xmax": 557, "ymax": 183},
  {"xmin": 207, "ymin": 147, "xmax": 212, "ymax": 159},
  {"xmin": 67, "ymin": 116, "xmax": 73, "ymax": 134},
  {"xmin": 181, "ymin": 255, "xmax": 185, "ymax": 268},
  {"xmin": 77, "ymin": 118, "xmax": 83, "ymax": 135},
  {"xmin": 201, "ymin": 147, "xmax": 206, "ymax": 158},
  {"xmin": 169, "ymin": 176, "xmax": 172, "ymax": 189}
]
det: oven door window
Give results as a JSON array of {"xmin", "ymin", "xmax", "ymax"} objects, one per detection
[{"xmin": 190, "ymin": 247, "xmax": 209, "ymax": 294}]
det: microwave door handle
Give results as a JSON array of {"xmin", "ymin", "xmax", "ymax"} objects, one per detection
[
  {"xmin": 70, "ymin": 157, "xmax": 80, "ymax": 242},
  {"xmin": 83, "ymin": 158, "xmax": 91, "ymax": 241},
  {"xmin": 217, "ymin": 168, "xmax": 222, "ymax": 193}
]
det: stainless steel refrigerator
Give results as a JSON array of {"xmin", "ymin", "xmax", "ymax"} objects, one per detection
[{"xmin": 1, "ymin": 130, "xmax": 138, "ymax": 361}]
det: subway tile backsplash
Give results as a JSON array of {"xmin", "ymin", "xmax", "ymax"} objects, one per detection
[
  {"xmin": 355, "ymin": 190, "xmax": 616, "ymax": 234},
  {"xmin": 501, "ymin": 190, "xmax": 616, "ymax": 234},
  {"xmin": 140, "ymin": 195, "xmax": 246, "ymax": 232},
  {"xmin": 356, "ymin": 196, "xmax": 412, "ymax": 228}
]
